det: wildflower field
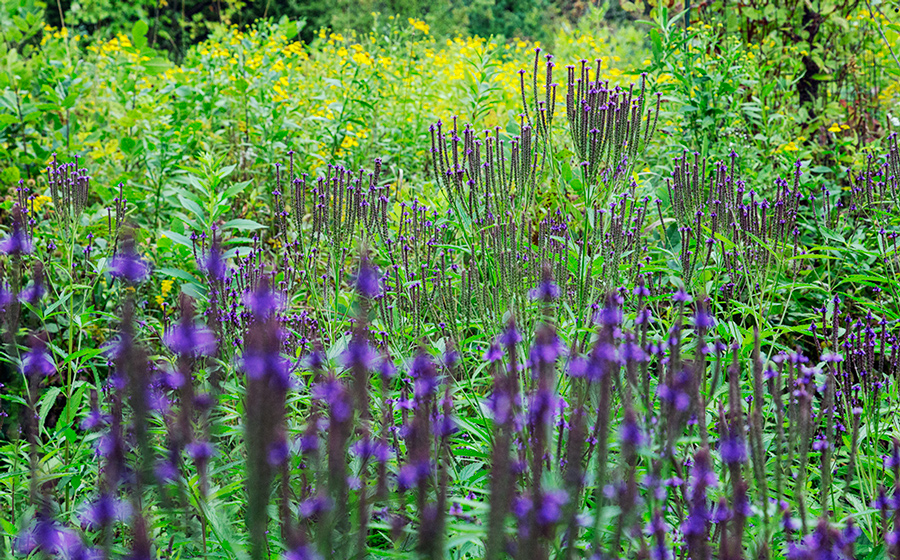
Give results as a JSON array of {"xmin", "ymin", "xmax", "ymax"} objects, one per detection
[{"xmin": 2, "ymin": 0, "xmax": 900, "ymax": 558}]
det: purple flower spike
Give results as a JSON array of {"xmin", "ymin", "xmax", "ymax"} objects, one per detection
[
  {"xmin": 719, "ymin": 436, "xmax": 747, "ymax": 465},
  {"xmin": 22, "ymin": 336, "xmax": 55, "ymax": 379},
  {"xmin": 165, "ymin": 320, "xmax": 217, "ymax": 356},
  {"xmin": 354, "ymin": 256, "xmax": 382, "ymax": 299},
  {"xmin": 0, "ymin": 208, "xmax": 32, "ymax": 256},
  {"xmin": 672, "ymin": 288, "xmax": 692, "ymax": 304},
  {"xmin": 529, "ymin": 264, "xmax": 560, "ymax": 302},
  {"xmin": 283, "ymin": 544, "xmax": 322, "ymax": 560},
  {"xmin": 202, "ymin": 242, "xmax": 227, "ymax": 281},
  {"xmin": 19, "ymin": 263, "xmax": 45, "ymax": 305},
  {"xmin": 499, "ymin": 322, "xmax": 522, "ymax": 346},
  {"xmin": 186, "ymin": 441, "xmax": 215, "ymax": 463},
  {"xmin": 484, "ymin": 343, "xmax": 503, "ymax": 362},
  {"xmin": 340, "ymin": 337, "xmax": 377, "ymax": 371},
  {"xmin": 108, "ymin": 235, "xmax": 150, "ymax": 284},
  {"xmin": 78, "ymin": 495, "xmax": 132, "ymax": 530},
  {"xmin": 244, "ymin": 278, "xmax": 283, "ymax": 320},
  {"xmin": 377, "ymin": 354, "xmax": 397, "ymax": 380},
  {"xmin": 536, "ymin": 489, "xmax": 568, "ymax": 527}
]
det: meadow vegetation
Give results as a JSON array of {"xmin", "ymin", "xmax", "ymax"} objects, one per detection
[{"xmin": 1, "ymin": 0, "xmax": 900, "ymax": 558}]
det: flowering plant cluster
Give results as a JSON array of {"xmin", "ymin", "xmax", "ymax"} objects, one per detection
[{"xmin": 2, "ymin": 4, "xmax": 900, "ymax": 560}]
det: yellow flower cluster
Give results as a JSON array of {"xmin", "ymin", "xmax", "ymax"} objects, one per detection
[
  {"xmin": 408, "ymin": 18, "xmax": 430, "ymax": 35},
  {"xmin": 155, "ymin": 279, "xmax": 174, "ymax": 308},
  {"xmin": 34, "ymin": 15, "xmax": 647, "ymax": 179}
]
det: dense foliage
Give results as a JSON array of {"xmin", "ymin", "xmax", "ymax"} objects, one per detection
[{"xmin": 1, "ymin": 1, "xmax": 900, "ymax": 558}]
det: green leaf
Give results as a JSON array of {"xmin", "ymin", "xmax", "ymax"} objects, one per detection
[
  {"xmin": 158, "ymin": 267, "xmax": 198, "ymax": 283},
  {"xmin": 160, "ymin": 230, "xmax": 195, "ymax": 248},
  {"xmin": 142, "ymin": 57, "xmax": 170, "ymax": 76},
  {"xmin": 38, "ymin": 387, "xmax": 62, "ymax": 432},
  {"xmin": 131, "ymin": 20, "xmax": 149, "ymax": 49},
  {"xmin": 221, "ymin": 218, "xmax": 267, "ymax": 232}
]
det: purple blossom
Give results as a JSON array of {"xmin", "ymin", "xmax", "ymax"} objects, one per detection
[
  {"xmin": 672, "ymin": 288, "xmax": 692, "ymax": 304},
  {"xmin": 529, "ymin": 276, "xmax": 560, "ymax": 302},
  {"xmin": 154, "ymin": 459, "xmax": 179, "ymax": 483},
  {"xmin": 244, "ymin": 279, "xmax": 283, "ymax": 320},
  {"xmin": 484, "ymin": 343, "xmax": 503, "ymax": 362},
  {"xmin": 283, "ymin": 545, "xmax": 322, "ymax": 560},
  {"xmin": 377, "ymin": 354, "xmax": 397, "ymax": 380},
  {"xmin": 499, "ymin": 322, "xmax": 522, "ymax": 346},
  {"xmin": 108, "ymin": 236, "xmax": 151, "ymax": 284},
  {"xmin": 340, "ymin": 337, "xmax": 377, "ymax": 371},
  {"xmin": 79, "ymin": 409, "xmax": 108, "ymax": 431},
  {"xmin": 398, "ymin": 460, "xmax": 431, "ymax": 490},
  {"xmin": 535, "ymin": 489, "xmax": 568, "ymax": 527},
  {"xmin": 354, "ymin": 257, "xmax": 382, "ymax": 299},
  {"xmin": 202, "ymin": 243, "xmax": 227, "ymax": 281},
  {"xmin": 719, "ymin": 436, "xmax": 747, "ymax": 465},
  {"xmin": 186, "ymin": 441, "xmax": 215, "ymax": 463},
  {"xmin": 620, "ymin": 412, "xmax": 645, "ymax": 447},
  {"xmin": 15, "ymin": 517, "xmax": 87, "ymax": 557},
  {"xmin": 19, "ymin": 270, "xmax": 46, "ymax": 305},
  {"xmin": 267, "ymin": 438, "xmax": 289, "ymax": 466},
  {"xmin": 298, "ymin": 495, "xmax": 331, "ymax": 518},
  {"xmin": 0, "ymin": 209, "xmax": 32, "ymax": 255},
  {"xmin": 22, "ymin": 337, "xmax": 55, "ymax": 379},
  {"xmin": 528, "ymin": 327, "xmax": 561, "ymax": 367},
  {"xmin": 78, "ymin": 496, "xmax": 131, "ymax": 530},
  {"xmin": 164, "ymin": 320, "xmax": 217, "ymax": 356},
  {"xmin": 350, "ymin": 438, "xmax": 392, "ymax": 463},
  {"xmin": 596, "ymin": 294, "xmax": 623, "ymax": 326},
  {"xmin": 313, "ymin": 377, "xmax": 352, "ymax": 422}
]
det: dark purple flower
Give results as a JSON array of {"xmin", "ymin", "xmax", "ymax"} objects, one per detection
[
  {"xmin": 484, "ymin": 343, "xmax": 503, "ymax": 362},
  {"xmin": 647, "ymin": 510, "xmax": 672, "ymax": 560},
  {"xmin": 340, "ymin": 337, "xmax": 377, "ymax": 371},
  {"xmin": 529, "ymin": 277, "xmax": 560, "ymax": 302},
  {"xmin": 202, "ymin": 243, "xmax": 227, "ymax": 281},
  {"xmin": 672, "ymin": 288, "xmax": 692, "ymax": 303},
  {"xmin": 410, "ymin": 351, "xmax": 439, "ymax": 398},
  {"xmin": 398, "ymin": 460, "xmax": 431, "ymax": 491},
  {"xmin": 108, "ymin": 236, "xmax": 150, "ymax": 284},
  {"xmin": 22, "ymin": 337, "xmax": 55, "ymax": 379},
  {"xmin": 0, "ymin": 208, "xmax": 32, "ymax": 255},
  {"xmin": 186, "ymin": 441, "xmax": 214, "ymax": 463},
  {"xmin": 155, "ymin": 460, "xmax": 178, "ymax": 483},
  {"xmin": 244, "ymin": 279, "xmax": 283, "ymax": 320},
  {"xmin": 350, "ymin": 438, "xmax": 392, "ymax": 463},
  {"xmin": 312, "ymin": 378, "xmax": 352, "ymax": 421},
  {"xmin": 80, "ymin": 409, "xmax": 108, "ymax": 431},
  {"xmin": 620, "ymin": 412, "xmax": 645, "ymax": 447},
  {"xmin": 499, "ymin": 322, "xmax": 522, "ymax": 346},
  {"xmin": 267, "ymin": 438, "xmax": 290, "ymax": 466},
  {"xmin": 719, "ymin": 436, "xmax": 747, "ymax": 465},
  {"xmin": 377, "ymin": 354, "xmax": 397, "ymax": 380},
  {"xmin": 529, "ymin": 327, "xmax": 561, "ymax": 367},
  {"xmin": 596, "ymin": 294, "xmax": 623, "ymax": 326},
  {"xmin": 78, "ymin": 495, "xmax": 131, "ymax": 530},
  {"xmin": 354, "ymin": 257, "xmax": 381, "ymax": 298},
  {"xmin": 536, "ymin": 489, "xmax": 568, "ymax": 527},
  {"xmin": 282, "ymin": 544, "xmax": 322, "ymax": 560},
  {"xmin": 164, "ymin": 320, "xmax": 216, "ymax": 356},
  {"xmin": 19, "ymin": 265, "xmax": 45, "ymax": 305},
  {"xmin": 16, "ymin": 517, "xmax": 86, "ymax": 557},
  {"xmin": 298, "ymin": 495, "xmax": 331, "ymax": 518},
  {"xmin": 693, "ymin": 309, "xmax": 715, "ymax": 330}
]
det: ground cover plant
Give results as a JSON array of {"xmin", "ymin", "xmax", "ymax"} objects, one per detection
[{"xmin": 1, "ymin": 1, "xmax": 900, "ymax": 558}]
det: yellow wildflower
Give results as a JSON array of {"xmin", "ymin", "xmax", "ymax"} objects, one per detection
[
  {"xmin": 32, "ymin": 195, "xmax": 52, "ymax": 212},
  {"xmin": 408, "ymin": 18, "xmax": 430, "ymax": 35},
  {"xmin": 161, "ymin": 279, "xmax": 174, "ymax": 297}
]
